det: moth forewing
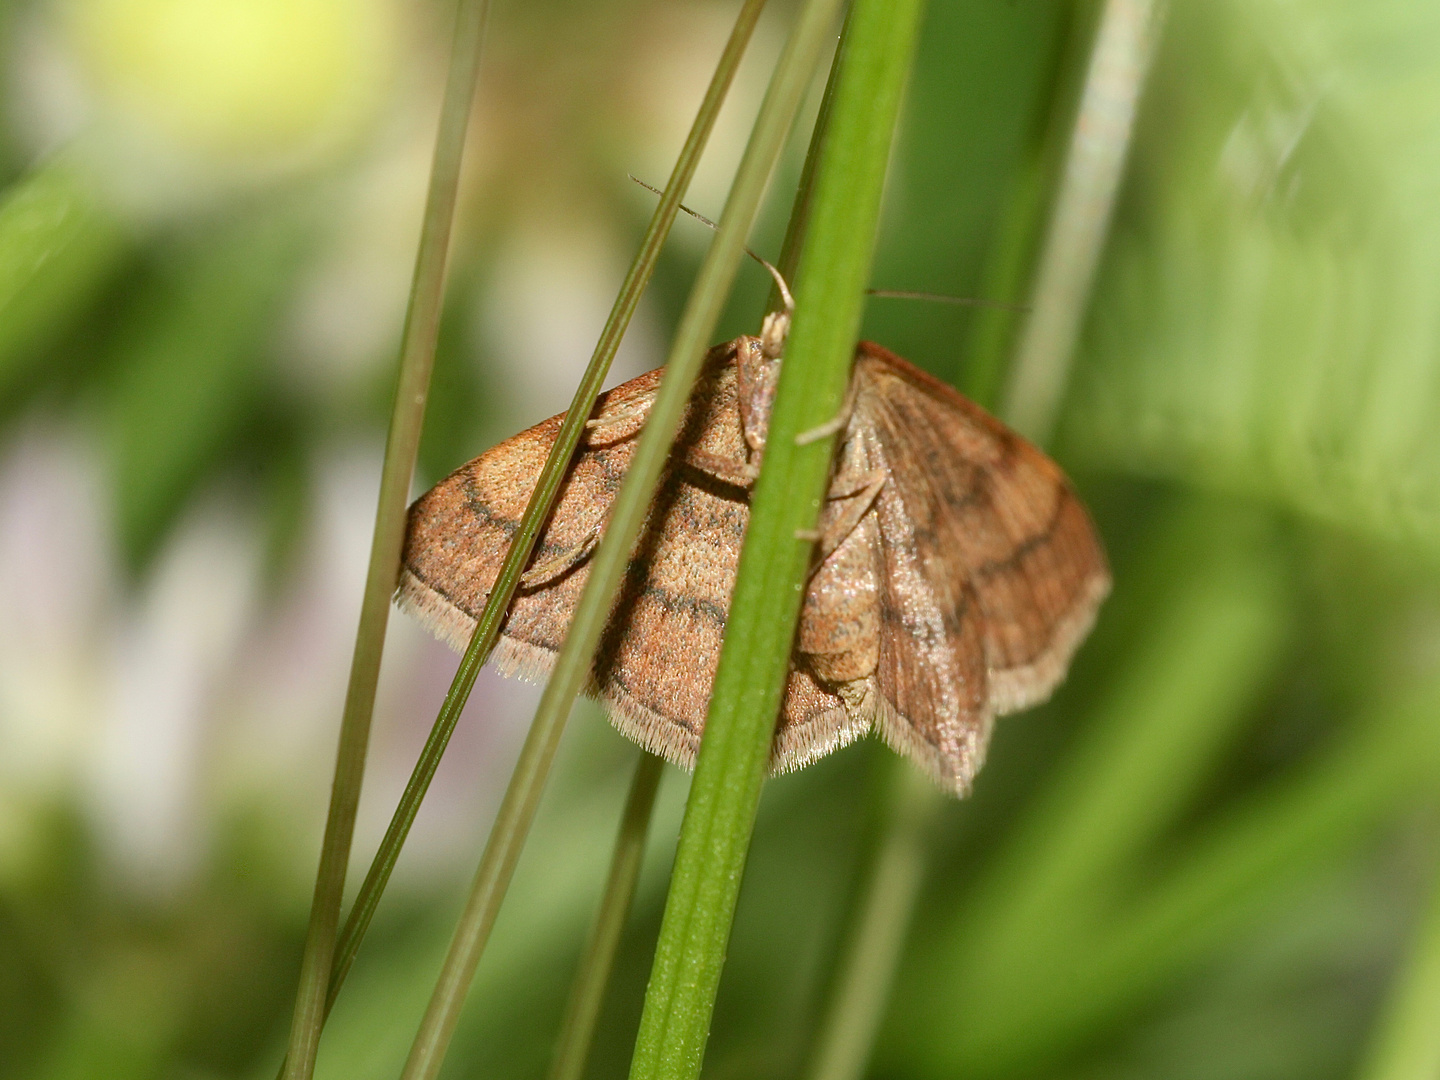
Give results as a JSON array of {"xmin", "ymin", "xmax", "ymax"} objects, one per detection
[{"xmin": 397, "ymin": 337, "xmax": 1109, "ymax": 796}]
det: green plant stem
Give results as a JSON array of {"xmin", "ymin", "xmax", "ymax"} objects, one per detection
[
  {"xmin": 395, "ymin": 0, "xmax": 828, "ymax": 1071},
  {"xmin": 765, "ymin": 6, "xmax": 844, "ymax": 310},
  {"xmin": 317, "ymin": 0, "xmax": 769, "ymax": 1023},
  {"xmin": 1356, "ymin": 850, "xmax": 1440, "ymax": 1080},
  {"xmin": 959, "ymin": 0, "xmax": 1101, "ymax": 407},
  {"xmin": 547, "ymin": 753, "xmax": 666, "ymax": 1080},
  {"xmin": 798, "ymin": 5, "xmax": 1161, "ymax": 1073},
  {"xmin": 1000, "ymin": 0, "xmax": 1164, "ymax": 444},
  {"xmin": 802, "ymin": 757, "xmax": 935, "ymax": 1080},
  {"xmin": 279, "ymin": 1, "xmax": 489, "ymax": 1076},
  {"xmin": 626, "ymin": 3, "xmax": 925, "ymax": 1079}
]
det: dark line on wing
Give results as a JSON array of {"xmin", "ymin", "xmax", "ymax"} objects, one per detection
[
  {"xmin": 458, "ymin": 487, "xmax": 520, "ymax": 538},
  {"xmin": 972, "ymin": 492, "xmax": 1070, "ymax": 581},
  {"xmin": 621, "ymin": 558, "xmax": 728, "ymax": 625}
]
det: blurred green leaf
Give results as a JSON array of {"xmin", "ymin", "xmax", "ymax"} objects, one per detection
[
  {"xmin": 885, "ymin": 500, "xmax": 1289, "ymax": 1076},
  {"xmin": 1063, "ymin": 0, "xmax": 1440, "ymax": 555},
  {"xmin": 102, "ymin": 206, "xmax": 314, "ymax": 567},
  {"xmin": 0, "ymin": 160, "xmax": 128, "ymax": 400}
]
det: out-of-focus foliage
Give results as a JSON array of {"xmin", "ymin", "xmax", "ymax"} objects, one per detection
[
  {"xmin": 0, "ymin": 1, "xmax": 1438, "ymax": 1079},
  {"xmin": 1065, "ymin": 0, "xmax": 1440, "ymax": 553}
]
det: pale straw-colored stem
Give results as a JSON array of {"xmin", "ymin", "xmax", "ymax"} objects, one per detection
[{"xmin": 1002, "ymin": 0, "xmax": 1165, "ymax": 445}]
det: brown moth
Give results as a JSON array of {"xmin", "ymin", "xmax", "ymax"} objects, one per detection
[{"xmin": 397, "ymin": 316, "xmax": 1109, "ymax": 796}]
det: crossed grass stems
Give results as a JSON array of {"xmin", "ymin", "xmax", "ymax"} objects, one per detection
[
  {"xmin": 281, "ymin": 0, "xmax": 890, "ymax": 1075},
  {"xmin": 273, "ymin": 1, "xmax": 1241, "ymax": 1079},
  {"xmin": 276, "ymin": 1, "xmax": 1440, "ymax": 1078}
]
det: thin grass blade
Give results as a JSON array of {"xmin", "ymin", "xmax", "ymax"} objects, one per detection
[
  {"xmin": 802, "ymin": 758, "xmax": 935, "ymax": 1080},
  {"xmin": 546, "ymin": 752, "xmax": 666, "ymax": 1080},
  {"xmin": 280, "ymin": 1, "xmax": 490, "ymax": 1076}
]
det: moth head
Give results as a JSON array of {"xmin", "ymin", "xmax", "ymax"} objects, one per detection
[{"xmin": 760, "ymin": 308, "xmax": 789, "ymax": 359}]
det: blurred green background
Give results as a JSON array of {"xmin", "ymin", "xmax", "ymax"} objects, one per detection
[{"xmin": 2, "ymin": 1, "xmax": 1439, "ymax": 1078}]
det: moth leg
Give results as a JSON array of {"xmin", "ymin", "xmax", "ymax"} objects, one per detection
[
  {"xmin": 583, "ymin": 401, "xmax": 651, "ymax": 442},
  {"xmin": 794, "ymin": 376, "xmax": 860, "ymax": 446},
  {"xmin": 826, "ymin": 466, "xmax": 886, "ymax": 501},
  {"xmin": 812, "ymin": 469, "xmax": 886, "ymax": 562},
  {"xmin": 835, "ymin": 678, "xmax": 878, "ymax": 723},
  {"xmin": 681, "ymin": 446, "xmax": 759, "ymax": 488},
  {"xmin": 520, "ymin": 524, "xmax": 601, "ymax": 588}
]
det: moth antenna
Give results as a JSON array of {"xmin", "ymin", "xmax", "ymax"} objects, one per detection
[
  {"xmin": 761, "ymin": 258, "xmax": 795, "ymax": 316},
  {"xmin": 629, "ymin": 173, "xmax": 795, "ymax": 319},
  {"xmin": 866, "ymin": 289, "xmax": 1030, "ymax": 313}
]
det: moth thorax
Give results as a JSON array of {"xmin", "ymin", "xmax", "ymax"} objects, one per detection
[{"xmin": 760, "ymin": 309, "xmax": 790, "ymax": 359}]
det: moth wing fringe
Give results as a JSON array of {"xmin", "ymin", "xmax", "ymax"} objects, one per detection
[
  {"xmin": 395, "ymin": 569, "xmax": 560, "ymax": 684},
  {"xmin": 394, "ymin": 568, "xmax": 707, "ymax": 773},
  {"xmin": 395, "ymin": 568, "xmax": 480, "ymax": 653},
  {"xmin": 985, "ymin": 568, "xmax": 1111, "ymax": 715},
  {"xmin": 397, "ymin": 569, "xmax": 976, "ymax": 783},
  {"xmin": 770, "ymin": 704, "xmax": 871, "ymax": 776},
  {"xmin": 870, "ymin": 687, "xmax": 993, "ymax": 798}
]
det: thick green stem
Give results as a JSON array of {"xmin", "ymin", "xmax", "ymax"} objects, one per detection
[
  {"xmin": 547, "ymin": 753, "xmax": 666, "ymax": 1080},
  {"xmin": 279, "ymin": 2, "xmax": 489, "ymax": 1076},
  {"xmin": 765, "ymin": 7, "xmax": 845, "ymax": 312},
  {"xmin": 798, "ymin": 4, "xmax": 1165, "ymax": 1075},
  {"xmin": 627, "ymin": 3, "xmax": 926, "ymax": 1079}
]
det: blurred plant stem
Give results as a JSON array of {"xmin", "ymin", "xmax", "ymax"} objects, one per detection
[
  {"xmin": 394, "ymin": 0, "xmax": 820, "ymax": 1069},
  {"xmin": 802, "ymin": 758, "xmax": 935, "ymax": 1080},
  {"xmin": 280, "ymin": 0, "xmax": 491, "ymax": 1076},
  {"xmin": 317, "ymin": 0, "xmax": 768, "ymax": 1031},
  {"xmin": 626, "ymin": 2, "xmax": 923, "ymax": 1078},
  {"xmin": 958, "ymin": 0, "xmax": 1100, "ymax": 407},
  {"xmin": 798, "ymin": 5, "xmax": 1162, "ymax": 1077},
  {"xmin": 545, "ymin": 752, "xmax": 665, "ymax": 1080},
  {"xmin": 1356, "ymin": 852, "xmax": 1440, "ymax": 1080},
  {"xmin": 1001, "ymin": 0, "xmax": 1163, "ymax": 445}
]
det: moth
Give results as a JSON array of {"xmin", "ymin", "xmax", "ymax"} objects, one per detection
[{"xmin": 397, "ymin": 313, "xmax": 1109, "ymax": 795}]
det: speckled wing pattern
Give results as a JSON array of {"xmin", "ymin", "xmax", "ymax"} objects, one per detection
[
  {"xmin": 397, "ymin": 338, "xmax": 1109, "ymax": 795},
  {"xmin": 399, "ymin": 342, "xmax": 852, "ymax": 770}
]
